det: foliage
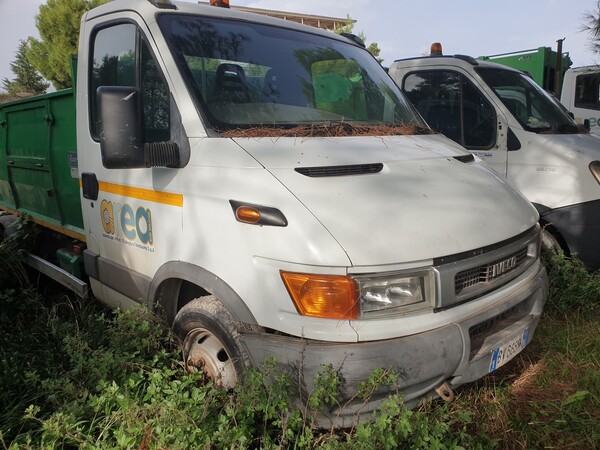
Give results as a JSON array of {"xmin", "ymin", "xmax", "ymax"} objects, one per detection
[
  {"xmin": 334, "ymin": 15, "xmax": 383, "ymax": 64},
  {"xmin": 0, "ymin": 238, "xmax": 598, "ymax": 448},
  {"xmin": 27, "ymin": 0, "xmax": 110, "ymax": 90},
  {"xmin": 0, "ymin": 283, "xmax": 485, "ymax": 449},
  {"xmin": 0, "ymin": 216, "xmax": 36, "ymax": 290},
  {"xmin": 1, "ymin": 40, "xmax": 49, "ymax": 97},
  {"xmin": 543, "ymin": 252, "xmax": 600, "ymax": 313},
  {"xmin": 583, "ymin": 0, "xmax": 600, "ymax": 55},
  {"xmin": 0, "ymin": 266, "xmax": 482, "ymax": 448}
]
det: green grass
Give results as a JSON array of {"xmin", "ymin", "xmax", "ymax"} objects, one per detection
[{"xmin": 0, "ymin": 227, "xmax": 599, "ymax": 449}]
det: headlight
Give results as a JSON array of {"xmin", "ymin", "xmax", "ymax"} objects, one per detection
[
  {"xmin": 354, "ymin": 269, "xmax": 435, "ymax": 318},
  {"xmin": 590, "ymin": 161, "xmax": 600, "ymax": 185},
  {"xmin": 281, "ymin": 268, "xmax": 436, "ymax": 320}
]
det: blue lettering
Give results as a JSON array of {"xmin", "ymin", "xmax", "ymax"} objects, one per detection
[
  {"xmin": 136, "ymin": 207, "xmax": 153, "ymax": 244},
  {"xmin": 121, "ymin": 204, "xmax": 136, "ymax": 240}
]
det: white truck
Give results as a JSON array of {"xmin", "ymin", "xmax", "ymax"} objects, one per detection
[
  {"xmin": 0, "ymin": 0, "xmax": 548, "ymax": 425},
  {"xmin": 389, "ymin": 54, "xmax": 600, "ymax": 271},
  {"xmin": 560, "ymin": 65, "xmax": 600, "ymax": 136}
]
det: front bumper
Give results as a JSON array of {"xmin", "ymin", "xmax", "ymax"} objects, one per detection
[
  {"xmin": 539, "ymin": 199, "xmax": 600, "ymax": 271},
  {"xmin": 241, "ymin": 263, "xmax": 548, "ymax": 428}
]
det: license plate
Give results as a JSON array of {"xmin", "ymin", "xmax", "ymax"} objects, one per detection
[{"xmin": 489, "ymin": 326, "xmax": 529, "ymax": 372}]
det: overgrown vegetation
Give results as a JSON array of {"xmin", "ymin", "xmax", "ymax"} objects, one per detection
[{"xmin": 0, "ymin": 224, "xmax": 598, "ymax": 448}]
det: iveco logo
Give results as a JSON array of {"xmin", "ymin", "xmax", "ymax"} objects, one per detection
[{"xmin": 491, "ymin": 256, "xmax": 518, "ymax": 278}]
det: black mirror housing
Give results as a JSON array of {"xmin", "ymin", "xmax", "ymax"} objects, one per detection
[
  {"xmin": 584, "ymin": 118, "xmax": 591, "ymax": 132},
  {"xmin": 97, "ymin": 86, "xmax": 147, "ymax": 168}
]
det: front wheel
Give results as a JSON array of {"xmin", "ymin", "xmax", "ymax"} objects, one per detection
[{"xmin": 173, "ymin": 295, "xmax": 249, "ymax": 389}]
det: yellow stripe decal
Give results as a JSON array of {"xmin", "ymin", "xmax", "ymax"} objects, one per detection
[{"xmin": 97, "ymin": 181, "xmax": 183, "ymax": 207}]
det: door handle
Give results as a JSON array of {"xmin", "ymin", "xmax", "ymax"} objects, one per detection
[{"xmin": 81, "ymin": 172, "xmax": 99, "ymax": 200}]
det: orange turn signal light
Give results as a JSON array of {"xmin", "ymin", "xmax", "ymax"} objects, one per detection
[
  {"xmin": 280, "ymin": 271, "xmax": 359, "ymax": 320},
  {"xmin": 210, "ymin": 0, "xmax": 230, "ymax": 7},
  {"xmin": 235, "ymin": 206, "xmax": 261, "ymax": 224}
]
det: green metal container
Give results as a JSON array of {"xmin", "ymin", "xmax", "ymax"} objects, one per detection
[
  {"xmin": 477, "ymin": 47, "xmax": 572, "ymax": 93},
  {"xmin": 0, "ymin": 89, "xmax": 84, "ymax": 240},
  {"xmin": 56, "ymin": 245, "xmax": 85, "ymax": 278}
]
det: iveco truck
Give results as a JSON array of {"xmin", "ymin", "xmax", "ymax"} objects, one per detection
[{"xmin": 0, "ymin": 1, "xmax": 548, "ymax": 425}]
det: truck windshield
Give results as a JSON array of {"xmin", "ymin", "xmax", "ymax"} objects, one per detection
[
  {"xmin": 158, "ymin": 15, "xmax": 424, "ymax": 132},
  {"xmin": 476, "ymin": 67, "xmax": 582, "ymax": 134}
]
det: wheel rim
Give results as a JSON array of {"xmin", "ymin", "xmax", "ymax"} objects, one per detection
[{"xmin": 183, "ymin": 327, "xmax": 237, "ymax": 388}]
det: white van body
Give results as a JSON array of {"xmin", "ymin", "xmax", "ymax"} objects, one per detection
[
  {"xmin": 561, "ymin": 65, "xmax": 600, "ymax": 136},
  {"xmin": 389, "ymin": 56, "xmax": 600, "ymax": 271},
  {"xmin": 55, "ymin": 0, "xmax": 551, "ymax": 425}
]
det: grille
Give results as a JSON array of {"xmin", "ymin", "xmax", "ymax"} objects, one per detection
[
  {"xmin": 295, "ymin": 163, "xmax": 383, "ymax": 177},
  {"xmin": 455, "ymin": 248, "xmax": 528, "ymax": 295}
]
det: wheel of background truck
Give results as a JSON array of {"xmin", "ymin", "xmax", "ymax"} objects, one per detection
[
  {"xmin": 173, "ymin": 295, "xmax": 248, "ymax": 389},
  {"xmin": 541, "ymin": 228, "xmax": 564, "ymax": 256}
]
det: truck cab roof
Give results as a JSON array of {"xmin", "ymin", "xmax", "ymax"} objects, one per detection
[
  {"xmin": 391, "ymin": 54, "xmax": 525, "ymax": 74},
  {"xmin": 84, "ymin": 0, "xmax": 357, "ymax": 47}
]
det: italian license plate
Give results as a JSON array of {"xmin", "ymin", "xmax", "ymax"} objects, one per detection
[{"xmin": 489, "ymin": 326, "xmax": 529, "ymax": 373}]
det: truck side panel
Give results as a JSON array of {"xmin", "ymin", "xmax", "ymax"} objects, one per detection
[{"xmin": 0, "ymin": 90, "xmax": 84, "ymax": 239}]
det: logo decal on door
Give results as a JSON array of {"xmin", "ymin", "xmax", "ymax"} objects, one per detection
[{"xmin": 100, "ymin": 199, "xmax": 154, "ymax": 249}]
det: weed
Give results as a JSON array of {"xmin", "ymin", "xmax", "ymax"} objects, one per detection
[
  {"xmin": 1, "ymin": 242, "xmax": 599, "ymax": 449},
  {"xmin": 544, "ymin": 253, "xmax": 600, "ymax": 314}
]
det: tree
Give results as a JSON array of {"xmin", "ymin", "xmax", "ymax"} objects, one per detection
[
  {"xmin": 584, "ymin": 1, "xmax": 600, "ymax": 55},
  {"xmin": 2, "ymin": 40, "xmax": 49, "ymax": 96},
  {"xmin": 334, "ymin": 15, "xmax": 383, "ymax": 64},
  {"xmin": 27, "ymin": 0, "xmax": 110, "ymax": 90}
]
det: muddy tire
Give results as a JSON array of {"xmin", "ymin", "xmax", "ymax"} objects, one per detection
[{"xmin": 173, "ymin": 295, "xmax": 249, "ymax": 389}]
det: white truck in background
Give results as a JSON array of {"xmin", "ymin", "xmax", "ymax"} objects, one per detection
[
  {"xmin": 389, "ymin": 53, "xmax": 600, "ymax": 271},
  {"xmin": 560, "ymin": 65, "xmax": 600, "ymax": 136},
  {"xmin": 0, "ymin": 0, "xmax": 549, "ymax": 426}
]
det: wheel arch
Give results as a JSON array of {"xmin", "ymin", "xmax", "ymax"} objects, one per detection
[
  {"xmin": 532, "ymin": 203, "xmax": 570, "ymax": 255},
  {"xmin": 147, "ymin": 261, "xmax": 258, "ymax": 326}
]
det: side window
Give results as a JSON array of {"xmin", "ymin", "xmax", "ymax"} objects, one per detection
[
  {"xmin": 404, "ymin": 70, "xmax": 495, "ymax": 149},
  {"xmin": 90, "ymin": 23, "xmax": 170, "ymax": 142},
  {"xmin": 574, "ymin": 73, "xmax": 600, "ymax": 110}
]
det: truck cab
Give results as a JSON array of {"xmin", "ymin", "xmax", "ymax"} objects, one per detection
[
  {"xmin": 561, "ymin": 65, "xmax": 600, "ymax": 136},
  {"xmin": 0, "ymin": 0, "xmax": 549, "ymax": 425},
  {"xmin": 389, "ymin": 55, "xmax": 600, "ymax": 270}
]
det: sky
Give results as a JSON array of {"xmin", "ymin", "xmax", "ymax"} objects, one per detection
[{"xmin": 1, "ymin": 0, "xmax": 599, "ymax": 91}]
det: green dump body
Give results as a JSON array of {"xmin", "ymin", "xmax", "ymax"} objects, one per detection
[
  {"xmin": 477, "ymin": 47, "xmax": 572, "ymax": 93},
  {"xmin": 0, "ymin": 89, "xmax": 84, "ymax": 240}
]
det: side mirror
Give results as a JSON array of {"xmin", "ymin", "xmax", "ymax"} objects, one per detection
[
  {"xmin": 584, "ymin": 118, "xmax": 591, "ymax": 132},
  {"xmin": 97, "ymin": 86, "xmax": 147, "ymax": 168}
]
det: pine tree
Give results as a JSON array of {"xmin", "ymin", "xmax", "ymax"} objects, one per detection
[
  {"xmin": 584, "ymin": 1, "xmax": 600, "ymax": 56},
  {"xmin": 27, "ymin": 0, "xmax": 110, "ymax": 90},
  {"xmin": 2, "ymin": 40, "xmax": 49, "ymax": 97},
  {"xmin": 334, "ymin": 15, "xmax": 384, "ymax": 64}
]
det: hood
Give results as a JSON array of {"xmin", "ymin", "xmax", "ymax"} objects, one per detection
[
  {"xmin": 530, "ymin": 132, "xmax": 600, "ymax": 161},
  {"xmin": 510, "ymin": 129, "xmax": 600, "ymax": 208},
  {"xmin": 234, "ymin": 134, "xmax": 538, "ymax": 266}
]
